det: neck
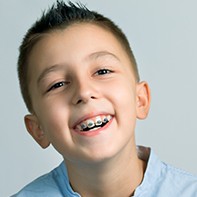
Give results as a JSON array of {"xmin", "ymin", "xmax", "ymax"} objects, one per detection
[{"xmin": 65, "ymin": 145, "xmax": 146, "ymax": 197}]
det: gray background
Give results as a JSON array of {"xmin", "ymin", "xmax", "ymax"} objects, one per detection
[{"xmin": 1, "ymin": 0, "xmax": 197, "ymax": 196}]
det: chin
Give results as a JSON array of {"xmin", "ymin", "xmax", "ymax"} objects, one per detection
[{"xmin": 79, "ymin": 143, "xmax": 124, "ymax": 165}]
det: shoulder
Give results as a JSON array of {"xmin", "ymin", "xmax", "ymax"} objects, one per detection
[
  {"xmin": 160, "ymin": 162, "xmax": 197, "ymax": 192},
  {"xmin": 148, "ymin": 150, "xmax": 197, "ymax": 196},
  {"xmin": 135, "ymin": 147, "xmax": 197, "ymax": 196},
  {"xmin": 11, "ymin": 163, "xmax": 65, "ymax": 197}
]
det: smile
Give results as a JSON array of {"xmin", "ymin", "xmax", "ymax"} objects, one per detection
[{"xmin": 75, "ymin": 115, "xmax": 112, "ymax": 132}]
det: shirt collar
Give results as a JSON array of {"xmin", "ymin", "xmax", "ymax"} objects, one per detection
[{"xmin": 134, "ymin": 146, "xmax": 163, "ymax": 196}]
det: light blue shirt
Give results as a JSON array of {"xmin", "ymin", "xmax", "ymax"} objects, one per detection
[{"xmin": 12, "ymin": 147, "xmax": 197, "ymax": 197}]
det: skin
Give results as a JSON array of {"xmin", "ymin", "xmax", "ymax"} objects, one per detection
[{"xmin": 25, "ymin": 23, "xmax": 151, "ymax": 196}]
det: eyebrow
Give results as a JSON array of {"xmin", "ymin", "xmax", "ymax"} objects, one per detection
[
  {"xmin": 37, "ymin": 64, "xmax": 64, "ymax": 85},
  {"xmin": 88, "ymin": 51, "xmax": 120, "ymax": 62},
  {"xmin": 37, "ymin": 51, "xmax": 120, "ymax": 85}
]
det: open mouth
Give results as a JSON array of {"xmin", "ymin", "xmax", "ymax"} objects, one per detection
[{"xmin": 75, "ymin": 115, "xmax": 112, "ymax": 132}]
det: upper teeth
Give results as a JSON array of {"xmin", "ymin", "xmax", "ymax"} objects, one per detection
[
  {"xmin": 87, "ymin": 120, "xmax": 94, "ymax": 128},
  {"xmin": 95, "ymin": 116, "xmax": 102, "ymax": 126},
  {"xmin": 76, "ymin": 115, "xmax": 112, "ymax": 131}
]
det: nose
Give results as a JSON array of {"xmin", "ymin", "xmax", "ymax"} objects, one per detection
[{"xmin": 72, "ymin": 78, "xmax": 98, "ymax": 105}]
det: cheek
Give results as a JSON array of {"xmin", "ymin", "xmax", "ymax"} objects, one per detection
[
  {"xmin": 107, "ymin": 79, "xmax": 137, "ymax": 128},
  {"xmin": 41, "ymin": 110, "xmax": 73, "ymax": 154},
  {"xmin": 36, "ymin": 99, "xmax": 70, "ymax": 135},
  {"xmin": 107, "ymin": 79, "xmax": 136, "ymax": 111}
]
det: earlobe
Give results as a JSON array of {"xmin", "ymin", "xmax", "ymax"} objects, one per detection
[
  {"xmin": 24, "ymin": 114, "xmax": 50, "ymax": 149},
  {"xmin": 136, "ymin": 81, "xmax": 151, "ymax": 119}
]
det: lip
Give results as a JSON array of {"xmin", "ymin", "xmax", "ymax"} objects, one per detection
[{"xmin": 72, "ymin": 116, "xmax": 113, "ymax": 137}]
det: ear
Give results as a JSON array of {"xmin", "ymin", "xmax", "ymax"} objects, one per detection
[
  {"xmin": 24, "ymin": 114, "xmax": 50, "ymax": 149},
  {"xmin": 136, "ymin": 81, "xmax": 151, "ymax": 119}
]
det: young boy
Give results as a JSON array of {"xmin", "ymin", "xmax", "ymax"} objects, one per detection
[{"xmin": 13, "ymin": 1, "xmax": 197, "ymax": 196}]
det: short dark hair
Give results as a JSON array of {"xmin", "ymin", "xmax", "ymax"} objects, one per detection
[{"xmin": 18, "ymin": 0, "xmax": 139, "ymax": 112}]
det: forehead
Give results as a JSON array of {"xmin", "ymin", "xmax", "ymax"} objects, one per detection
[{"xmin": 27, "ymin": 23, "xmax": 133, "ymax": 79}]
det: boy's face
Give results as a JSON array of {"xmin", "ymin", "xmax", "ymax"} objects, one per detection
[{"xmin": 25, "ymin": 23, "xmax": 150, "ymax": 163}]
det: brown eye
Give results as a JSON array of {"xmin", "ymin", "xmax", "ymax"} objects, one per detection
[
  {"xmin": 47, "ymin": 81, "xmax": 66, "ymax": 92},
  {"xmin": 96, "ymin": 69, "xmax": 112, "ymax": 75}
]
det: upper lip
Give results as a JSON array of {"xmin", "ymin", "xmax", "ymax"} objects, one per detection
[{"xmin": 71, "ymin": 111, "xmax": 113, "ymax": 129}]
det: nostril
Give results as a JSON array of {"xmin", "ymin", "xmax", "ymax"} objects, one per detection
[
  {"xmin": 76, "ymin": 99, "xmax": 82, "ymax": 104},
  {"xmin": 75, "ymin": 96, "xmax": 96, "ymax": 105}
]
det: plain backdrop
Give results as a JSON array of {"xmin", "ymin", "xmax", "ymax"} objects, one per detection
[{"xmin": 1, "ymin": 0, "xmax": 197, "ymax": 196}]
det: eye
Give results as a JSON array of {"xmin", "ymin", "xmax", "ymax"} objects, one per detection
[
  {"xmin": 95, "ymin": 68, "xmax": 113, "ymax": 75},
  {"xmin": 47, "ymin": 81, "xmax": 67, "ymax": 92}
]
